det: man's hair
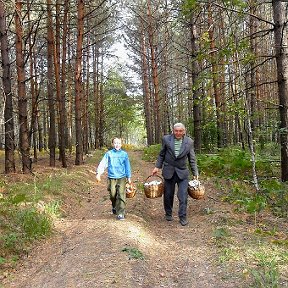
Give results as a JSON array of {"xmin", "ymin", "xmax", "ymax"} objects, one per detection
[{"xmin": 173, "ymin": 123, "xmax": 186, "ymax": 131}]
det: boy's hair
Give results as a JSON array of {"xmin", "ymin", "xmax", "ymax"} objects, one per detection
[{"xmin": 111, "ymin": 137, "xmax": 121, "ymax": 144}]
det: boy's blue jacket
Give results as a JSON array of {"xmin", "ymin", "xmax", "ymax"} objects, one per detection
[{"xmin": 96, "ymin": 148, "xmax": 131, "ymax": 179}]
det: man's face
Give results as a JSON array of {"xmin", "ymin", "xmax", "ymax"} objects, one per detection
[{"xmin": 173, "ymin": 127, "xmax": 185, "ymax": 139}]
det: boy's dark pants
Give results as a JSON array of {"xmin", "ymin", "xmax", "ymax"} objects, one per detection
[{"xmin": 108, "ymin": 177, "xmax": 126, "ymax": 216}]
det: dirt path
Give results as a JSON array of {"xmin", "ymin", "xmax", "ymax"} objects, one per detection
[{"xmin": 2, "ymin": 151, "xmax": 248, "ymax": 288}]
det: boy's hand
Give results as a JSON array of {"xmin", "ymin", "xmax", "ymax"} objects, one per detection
[{"xmin": 96, "ymin": 174, "xmax": 101, "ymax": 182}]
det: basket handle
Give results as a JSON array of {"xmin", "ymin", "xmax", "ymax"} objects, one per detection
[{"xmin": 144, "ymin": 174, "xmax": 164, "ymax": 183}]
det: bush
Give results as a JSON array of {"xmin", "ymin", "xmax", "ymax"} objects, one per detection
[
  {"xmin": 142, "ymin": 144, "xmax": 161, "ymax": 162},
  {"xmin": 15, "ymin": 208, "xmax": 52, "ymax": 240}
]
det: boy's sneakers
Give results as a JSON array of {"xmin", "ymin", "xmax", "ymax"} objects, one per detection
[
  {"xmin": 112, "ymin": 208, "xmax": 116, "ymax": 215},
  {"xmin": 116, "ymin": 214, "xmax": 125, "ymax": 220}
]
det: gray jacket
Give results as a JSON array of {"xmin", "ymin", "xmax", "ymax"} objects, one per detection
[{"xmin": 155, "ymin": 134, "xmax": 198, "ymax": 180}]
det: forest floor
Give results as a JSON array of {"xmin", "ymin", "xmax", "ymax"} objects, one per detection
[{"xmin": 1, "ymin": 150, "xmax": 288, "ymax": 288}]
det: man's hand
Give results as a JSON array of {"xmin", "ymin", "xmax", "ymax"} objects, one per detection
[
  {"xmin": 96, "ymin": 174, "xmax": 101, "ymax": 182},
  {"xmin": 193, "ymin": 175, "xmax": 199, "ymax": 181},
  {"xmin": 152, "ymin": 167, "xmax": 159, "ymax": 175},
  {"xmin": 127, "ymin": 178, "xmax": 131, "ymax": 184}
]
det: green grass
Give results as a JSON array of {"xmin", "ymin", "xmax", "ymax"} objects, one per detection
[
  {"xmin": 0, "ymin": 156, "xmax": 97, "ymax": 270},
  {"xmin": 122, "ymin": 246, "xmax": 144, "ymax": 260}
]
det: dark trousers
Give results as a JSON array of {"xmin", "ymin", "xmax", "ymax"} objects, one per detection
[{"xmin": 164, "ymin": 172, "xmax": 189, "ymax": 219}]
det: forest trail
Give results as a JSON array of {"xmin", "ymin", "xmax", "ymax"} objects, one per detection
[{"xmin": 1, "ymin": 150, "xmax": 270, "ymax": 288}]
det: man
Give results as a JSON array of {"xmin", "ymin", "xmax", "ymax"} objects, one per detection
[
  {"xmin": 152, "ymin": 123, "xmax": 199, "ymax": 226},
  {"xmin": 96, "ymin": 138, "xmax": 131, "ymax": 220}
]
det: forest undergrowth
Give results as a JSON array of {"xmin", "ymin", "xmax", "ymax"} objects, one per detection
[{"xmin": 0, "ymin": 145, "xmax": 288, "ymax": 287}]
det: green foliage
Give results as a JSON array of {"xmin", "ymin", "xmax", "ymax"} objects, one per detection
[
  {"xmin": 235, "ymin": 194, "xmax": 267, "ymax": 214},
  {"xmin": 103, "ymin": 68, "xmax": 144, "ymax": 143},
  {"xmin": 122, "ymin": 246, "xmax": 144, "ymax": 260},
  {"xmin": 0, "ymin": 168, "xmax": 94, "ymax": 266},
  {"xmin": 44, "ymin": 200, "xmax": 62, "ymax": 218},
  {"xmin": 9, "ymin": 193, "xmax": 27, "ymax": 205},
  {"xmin": 260, "ymin": 179, "xmax": 288, "ymax": 217},
  {"xmin": 15, "ymin": 208, "xmax": 52, "ymax": 240},
  {"xmin": 0, "ymin": 206, "xmax": 52, "ymax": 257},
  {"xmin": 41, "ymin": 175, "xmax": 64, "ymax": 195},
  {"xmin": 219, "ymin": 247, "xmax": 239, "ymax": 263},
  {"xmin": 249, "ymin": 255, "xmax": 280, "ymax": 288},
  {"xmin": 181, "ymin": 0, "xmax": 200, "ymax": 15},
  {"xmin": 198, "ymin": 146, "xmax": 286, "ymax": 216},
  {"xmin": 213, "ymin": 227, "xmax": 230, "ymax": 240},
  {"xmin": 202, "ymin": 122, "xmax": 218, "ymax": 151},
  {"xmin": 142, "ymin": 144, "xmax": 161, "ymax": 162},
  {"xmin": 2, "ymin": 233, "xmax": 19, "ymax": 250},
  {"xmin": 198, "ymin": 147, "xmax": 252, "ymax": 179},
  {"xmin": 223, "ymin": 0, "xmax": 247, "ymax": 8}
]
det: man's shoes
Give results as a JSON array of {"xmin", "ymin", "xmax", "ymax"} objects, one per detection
[
  {"xmin": 116, "ymin": 214, "xmax": 125, "ymax": 220},
  {"xmin": 165, "ymin": 215, "xmax": 173, "ymax": 221},
  {"xmin": 112, "ymin": 208, "xmax": 116, "ymax": 215},
  {"xmin": 179, "ymin": 218, "xmax": 188, "ymax": 226}
]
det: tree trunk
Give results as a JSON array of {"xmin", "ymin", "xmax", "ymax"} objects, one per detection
[
  {"xmin": 47, "ymin": 0, "xmax": 56, "ymax": 167},
  {"xmin": 54, "ymin": 0, "xmax": 67, "ymax": 168},
  {"xmin": 140, "ymin": 22, "xmax": 153, "ymax": 145},
  {"xmin": 0, "ymin": 1, "xmax": 16, "ymax": 173},
  {"xmin": 61, "ymin": 0, "xmax": 69, "ymax": 151},
  {"xmin": 93, "ymin": 45, "xmax": 100, "ymax": 149},
  {"xmin": 147, "ymin": 0, "xmax": 161, "ymax": 143},
  {"xmin": 15, "ymin": 0, "xmax": 31, "ymax": 173},
  {"xmin": 190, "ymin": 15, "xmax": 202, "ymax": 153},
  {"xmin": 28, "ymin": 13, "xmax": 38, "ymax": 162},
  {"xmin": 83, "ymin": 40, "xmax": 90, "ymax": 155},
  {"xmin": 75, "ymin": 0, "xmax": 84, "ymax": 165},
  {"xmin": 208, "ymin": 4, "xmax": 223, "ymax": 148},
  {"xmin": 272, "ymin": 0, "xmax": 288, "ymax": 182},
  {"xmin": 99, "ymin": 53, "xmax": 105, "ymax": 148}
]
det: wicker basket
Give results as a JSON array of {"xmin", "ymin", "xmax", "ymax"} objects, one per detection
[
  {"xmin": 188, "ymin": 180, "xmax": 205, "ymax": 200},
  {"xmin": 144, "ymin": 175, "xmax": 164, "ymax": 198},
  {"xmin": 126, "ymin": 183, "xmax": 136, "ymax": 198}
]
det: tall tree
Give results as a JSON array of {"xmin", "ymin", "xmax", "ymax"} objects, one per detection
[
  {"xmin": 15, "ymin": 0, "xmax": 31, "ymax": 173},
  {"xmin": 272, "ymin": 0, "xmax": 288, "ymax": 181},
  {"xmin": 189, "ymin": 11, "xmax": 202, "ymax": 152},
  {"xmin": 53, "ymin": 0, "xmax": 67, "ymax": 168},
  {"xmin": 75, "ymin": 0, "xmax": 84, "ymax": 165},
  {"xmin": 0, "ymin": 1, "xmax": 16, "ymax": 173},
  {"xmin": 47, "ymin": 0, "xmax": 56, "ymax": 167},
  {"xmin": 208, "ymin": 3, "xmax": 223, "ymax": 148},
  {"xmin": 147, "ymin": 0, "xmax": 161, "ymax": 143}
]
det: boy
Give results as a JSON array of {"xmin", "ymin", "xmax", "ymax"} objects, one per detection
[{"xmin": 96, "ymin": 138, "xmax": 131, "ymax": 220}]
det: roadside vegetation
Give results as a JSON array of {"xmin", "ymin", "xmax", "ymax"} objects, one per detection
[
  {"xmin": 0, "ymin": 150, "xmax": 102, "ymax": 272},
  {"xmin": 143, "ymin": 144, "xmax": 288, "ymax": 287}
]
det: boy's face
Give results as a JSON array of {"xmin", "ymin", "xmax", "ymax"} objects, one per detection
[{"xmin": 113, "ymin": 138, "xmax": 122, "ymax": 150}]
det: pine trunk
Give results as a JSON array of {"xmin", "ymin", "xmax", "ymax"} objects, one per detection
[
  {"xmin": 75, "ymin": 0, "xmax": 84, "ymax": 165},
  {"xmin": 0, "ymin": 2, "xmax": 16, "ymax": 173},
  {"xmin": 15, "ymin": 0, "xmax": 31, "ymax": 173},
  {"xmin": 272, "ymin": 0, "xmax": 288, "ymax": 181}
]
